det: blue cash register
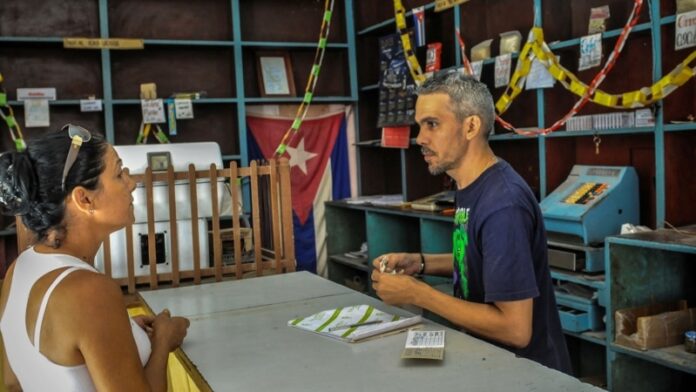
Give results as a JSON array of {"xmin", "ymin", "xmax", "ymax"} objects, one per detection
[{"xmin": 540, "ymin": 165, "xmax": 639, "ymax": 333}]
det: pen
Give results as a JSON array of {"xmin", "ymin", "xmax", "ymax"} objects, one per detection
[{"xmin": 328, "ymin": 320, "xmax": 383, "ymax": 332}]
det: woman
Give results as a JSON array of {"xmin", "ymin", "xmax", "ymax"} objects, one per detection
[{"xmin": 0, "ymin": 125, "xmax": 189, "ymax": 391}]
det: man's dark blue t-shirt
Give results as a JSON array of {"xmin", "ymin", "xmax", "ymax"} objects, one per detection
[{"xmin": 452, "ymin": 159, "xmax": 571, "ymax": 374}]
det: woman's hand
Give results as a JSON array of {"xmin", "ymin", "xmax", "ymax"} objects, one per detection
[
  {"xmin": 131, "ymin": 314, "xmax": 155, "ymax": 336},
  {"xmin": 151, "ymin": 309, "xmax": 190, "ymax": 352}
]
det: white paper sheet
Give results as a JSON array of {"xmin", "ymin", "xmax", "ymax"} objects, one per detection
[
  {"xmin": 24, "ymin": 99, "xmax": 50, "ymax": 128},
  {"xmin": 494, "ymin": 54, "xmax": 512, "ymax": 88}
]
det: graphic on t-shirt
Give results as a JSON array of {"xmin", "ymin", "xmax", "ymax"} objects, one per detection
[{"xmin": 453, "ymin": 207, "xmax": 469, "ymax": 299}]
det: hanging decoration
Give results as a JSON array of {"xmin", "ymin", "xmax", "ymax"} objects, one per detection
[
  {"xmin": 394, "ymin": 0, "xmax": 426, "ymax": 85},
  {"xmin": 495, "ymin": 0, "xmax": 644, "ymax": 135},
  {"xmin": 456, "ymin": 0, "xmax": 639, "ymax": 135},
  {"xmin": 399, "ymin": 0, "xmax": 696, "ymax": 136},
  {"xmin": 272, "ymin": 0, "xmax": 336, "ymax": 158},
  {"xmin": 0, "ymin": 72, "xmax": 27, "ymax": 152}
]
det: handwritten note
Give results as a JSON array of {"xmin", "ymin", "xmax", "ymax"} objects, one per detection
[
  {"xmin": 141, "ymin": 99, "xmax": 165, "ymax": 124},
  {"xmin": 579, "ymin": 34, "xmax": 602, "ymax": 71},
  {"xmin": 174, "ymin": 99, "xmax": 194, "ymax": 119}
]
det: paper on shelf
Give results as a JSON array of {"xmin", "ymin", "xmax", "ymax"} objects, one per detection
[
  {"xmin": 24, "ymin": 99, "xmax": 49, "ymax": 128},
  {"xmin": 343, "ymin": 194, "xmax": 404, "ymax": 206},
  {"xmin": 288, "ymin": 304, "xmax": 422, "ymax": 343}
]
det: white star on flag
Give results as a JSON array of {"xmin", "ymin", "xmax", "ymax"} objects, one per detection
[{"xmin": 286, "ymin": 138, "xmax": 318, "ymax": 175}]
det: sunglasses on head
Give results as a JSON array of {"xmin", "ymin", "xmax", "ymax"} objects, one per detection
[{"xmin": 61, "ymin": 124, "xmax": 92, "ymax": 192}]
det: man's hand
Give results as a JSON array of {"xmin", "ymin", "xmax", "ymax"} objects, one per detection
[
  {"xmin": 372, "ymin": 253, "xmax": 421, "ymax": 276},
  {"xmin": 371, "ymin": 269, "xmax": 423, "ymax": 305}
]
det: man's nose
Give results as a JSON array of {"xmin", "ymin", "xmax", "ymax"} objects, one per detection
[{"xmin": 415, "ymin": 128, "xmax": 425, "ymax": 146}]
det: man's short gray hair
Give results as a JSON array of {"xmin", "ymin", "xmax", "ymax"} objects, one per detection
[{"xmin": 416, "ymin": 72, "xmax": 495, "ymax": 137}]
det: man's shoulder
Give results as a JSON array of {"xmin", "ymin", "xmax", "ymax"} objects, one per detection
[{"xmin": 481, "ymin": 165, "xmax": 536, "ymax": 208}]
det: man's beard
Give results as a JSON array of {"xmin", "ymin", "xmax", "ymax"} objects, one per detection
[
  {"xmin": 422, "ymin": 145, "xmax": 464, "ymax": 175},
  {"xmin": 420, "ymin": 147, "xmax": 454, "ymax": 175},
  {"xmin": 427, "ymin": 157, "xmax": 456, "ymax": 175}
]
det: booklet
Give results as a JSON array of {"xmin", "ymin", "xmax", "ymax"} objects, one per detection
[
  {"xmin": 288, "ymin": 304, "xmax": 423, "ymax": 343},
  {"xmin": 401, "ymin": 329, "xmax": 446, "ymax": 360}
]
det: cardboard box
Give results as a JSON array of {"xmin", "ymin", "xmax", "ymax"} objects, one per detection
[{"xmin": 615, "ymin": 300, "xmax": 696, "ymax": 351}]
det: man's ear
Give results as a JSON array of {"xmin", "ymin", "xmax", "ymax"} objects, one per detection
[
  {"xmin": 464, "ymin": 115, "xmax": 482, "ymax": 141},
  {"xmin": 70, "ymin": 186, "xmax": 95, "ymax": 215}
]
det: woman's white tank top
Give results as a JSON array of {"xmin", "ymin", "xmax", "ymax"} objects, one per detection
[{"xmin": 0, "ymin": 247, "xmax": 151, "ymax": 391}]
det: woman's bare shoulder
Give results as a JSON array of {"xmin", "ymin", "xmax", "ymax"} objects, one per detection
[{"xmin": 52, "ymin": 269, "xmax": 124, "ymax": 312}]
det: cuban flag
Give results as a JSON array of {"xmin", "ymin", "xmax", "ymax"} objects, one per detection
[{"xmin": 247, "ymin": 112, "xmax": 350, "ymax": 275}]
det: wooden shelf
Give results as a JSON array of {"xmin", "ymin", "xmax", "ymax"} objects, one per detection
[
  {"xmin": 611, "ymin": 343, "xmax": 696, "ymax": 376},
  {"xmin": 0, "ymin": 229, "xmax": 17, "ymax": 237},
  {"xmin": 329, "ymin": 254, "xmax": 370, "ymax": 272},
  {"xmin": 550, "ymin": 269, "xmax": 605, "ymax": 290},
  {"xmin": 564, "ymin": 330, "xmax": 607, "ymax": 346}
]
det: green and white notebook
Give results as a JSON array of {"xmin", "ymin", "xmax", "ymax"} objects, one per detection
[{"xmin": 288, "ymin": 304, "xmax": 422, "ymax": 343}]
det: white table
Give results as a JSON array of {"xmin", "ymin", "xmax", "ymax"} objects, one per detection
[{"xmin": 140, "ymin": 272, "xmax": 602, "ymax": 391}]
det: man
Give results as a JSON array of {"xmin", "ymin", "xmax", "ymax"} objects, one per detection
[{"xmin": 371, "ymin": 72, "xmax": 571, "ymax": 374}]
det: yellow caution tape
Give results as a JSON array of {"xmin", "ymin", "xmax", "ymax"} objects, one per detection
[
  {"xmin": 394, "ymin": 0, "xmax": 426, "ymax": 85},
  {"xmin": 394, "ymin": 0, "xmax": 696, "ymax": 130},
  {"xmin": 496, "ymin": 27, "xmax": 696, "ymax": 114}
]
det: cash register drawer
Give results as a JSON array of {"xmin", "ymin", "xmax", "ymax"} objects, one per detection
[
  {"xmin": 555, "ymin": 292, "xmax": 604, "ymax": 332},
  {"xmin": 558, "ymin": 306, "xmax": 591, "ymax": 332}
]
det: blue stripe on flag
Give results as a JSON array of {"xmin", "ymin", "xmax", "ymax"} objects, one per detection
[
  {"xmin": 247, "ymin": 129, "xmax": 264, "ymax": 161},
  {"xmin": 293, "ymin": 211, "xmax": 317, "ymax": 272},
  {"xmin": 330, "ymin": 118, "xmax": 351, "ymax": 200}
]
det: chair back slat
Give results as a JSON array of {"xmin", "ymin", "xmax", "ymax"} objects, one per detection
[
  {"xmin": 125, "ymin": 224, "xmax": 136, "ymax": 293},
  {"xmin": 166, "ymin": 165, "xmax": 180, "ymax": 287},
  {"xmin": 14, "ymin": 217, "xmax": 32, "ymax": 252},
  {"xmin": 278, "ymin": 158, "xmax": 295, "ymax": 272},
  {"xmin": 209, "ymin": 164, "xmax": 223, "ymax": 282},
  {"xmin": 228, "ymin": 161, "xmax": 244, "ymax": 280},
  {"xmin": 103, "ymin": 236, "xmax": 112, "ymax": 278},
  {"xmin": 249, "ymin": 161, "xmax": 263, "ymax": 277},
  {"xmin": 187, "ymin": 164, "xmax": 201, "ymax": 284},
  {"xmin": 144, "ymin": 168, "xmax": 158, "ymax": 290},
  {"xmin": 268, "ymin": 159, "xmax": 283, "ymax": 274}
]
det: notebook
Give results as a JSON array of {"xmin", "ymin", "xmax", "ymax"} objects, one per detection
[{"xmin": 288, "ymin": 304, "xmax": 423, "ymax": 343}]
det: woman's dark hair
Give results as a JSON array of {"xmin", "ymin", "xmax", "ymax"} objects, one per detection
[{"xmin": 0, "ymin": 128, "xmax": 108, "ymax": 247}]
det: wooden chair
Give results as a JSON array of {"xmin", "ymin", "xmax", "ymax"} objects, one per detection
[{"xmin": 17, "ymin": 159, "xmax": 295, "ymax": 293}]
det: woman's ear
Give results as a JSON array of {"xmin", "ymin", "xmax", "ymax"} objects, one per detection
[{"xmin": 70, "ymin": 186, "xmax": 95, "ymax": 215}]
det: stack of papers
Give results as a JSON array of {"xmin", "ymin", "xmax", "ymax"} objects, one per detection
[
  {"xmin": 288, "ymin": 305, "xmax": 422, "ymax": 343},
  {"xmin": 343, "ymin": 194, "xmax": 404, "ymax": 207}
]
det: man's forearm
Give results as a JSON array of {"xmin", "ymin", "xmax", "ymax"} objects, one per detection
[
  {"xmin": 411, "ymin": 282, "xmax": 531, "ymax": 348},
  {"xmin": 423, "ymin": 253, "xmax": 453, "ymax": 276}
]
